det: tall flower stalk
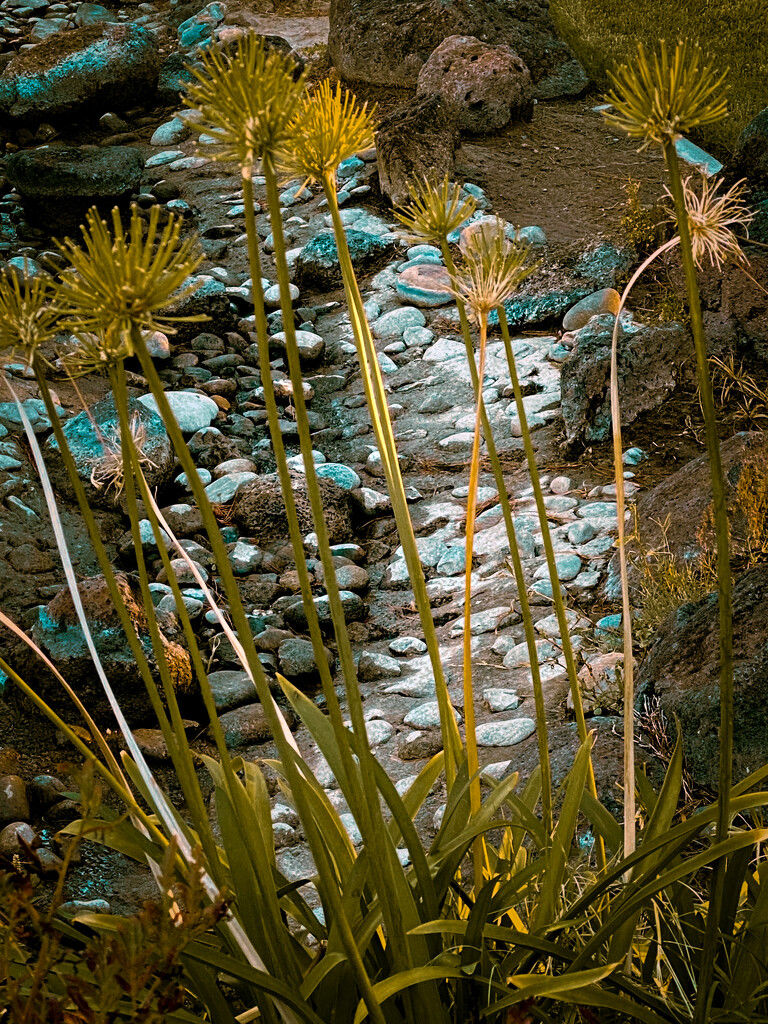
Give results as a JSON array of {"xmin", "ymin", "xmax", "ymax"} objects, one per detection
[
  {"xmin": 283, "ymin": 79, "xmax": 464, "ymax": 781},
  {"xmin": 605, "ymin": 39, "xmax": 736, "ymax": 1012},
  {"xmin": 447, "ymin": 224, "xmax": 534, "ymax": 880},
  {"xmin": 607, "ymin": 175, "xmax": 751, "ymax": 866},
  {"xmin": 397, "ymin": 180, "xmax": 555, "ymax": 840},
  {"xmin": 184, "ymin": 36, "xmax": 443, "ymax": 1021},
  {"xmin": 497, "ymin": 304, "xmax": 605, "ymax": 873}
]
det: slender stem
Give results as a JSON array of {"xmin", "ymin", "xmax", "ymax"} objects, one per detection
[
  {"xmin": 110, "ymin": 362, "xmax": 211, "ymax": 857},
  {"xmin": 663, "ymin": 140, "xmax": 733, "ymax": 1024},
  {"xmin": 443, "ymin": 241, "xmax": 553, "ymax": 838},
  {"xmin": 463, "ymin": 314, "xmax": 489, "ymax": 885},
  {"xmin": 245, "ymin": 160, "xmax": 398, "ymax": 1024},
  {"xmin": 241, "ymin": 174, "xmax": 354, "ymax": 766},
  {"xmin": 497, "ymin": 307, "xmax": 605, "ymax": 872},
  {"xmin": 609, "ymin": 237, "xmax": 680, "ymax": 866},
  {"xmin": 263, "ymin": 159, "xmax": 424, "ymax": 998},
  {"xmin": 322, "ymin": 174, "xmax": 464, "ymax": 783},
  {"xmin": 258, "ymin": 162, "xmax": 369, "ymax": 821}
]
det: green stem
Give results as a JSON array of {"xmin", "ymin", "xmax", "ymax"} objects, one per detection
[
  {"xmin": 241, "ymin": 174, "xmax": 356, "ymax": 777},
  {"xmin": 497, "ymin": 307, "xmax": 605, "ymax": 871},
  {"xmin": 322, "ymin": 174, "xmax": 464, "ymax": 784},
  {"xmin": 608, "ymin": 237, "xmax": 680, "ymax": 867},
  {"xmin": 37, "ymin": 350, "xmax": 297, "ymax": 1019},
  {"xmin": 664, "ymin": 140, "xmax": 733, "ymax": 1024},
  {"xmin": 463, "ymin": 313, "xmax": 489, "ymax": 885},
  {"xmin": 443, "ymin": 242, "xmax": 553, "ymax": 838},
  {"xmin": 110, "ymin": 362, "xmax": 209, "ymax": 856},
  {"xmin": 255, "ymin": 164, "xmax": 368, "ymax": 818},
  {"xmin": 263, "ymin": 159, "xmax": 422, "ymax": 989},
  {"xmin": 33, "ymin": 369, "xmax": 203, "ymax": 837},
  {"xmin": 241, "ymin": 176, "xmax": 398, "ymax": 1008}
]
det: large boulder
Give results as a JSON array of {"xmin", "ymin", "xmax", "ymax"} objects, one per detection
[
  {"xmin": 295, "ymin": 229, "xmax": 395, "ymax": 291},
  {"xmin": 4, "ymin": 146, "xmax": 143, "ymax": 232},
  {"xmin": 28, "ymin": 574, "xmax": 193, "ymax": 727},
  {"xmin": 416, "ymin": 35, "xmax": 533, "ymax": 132},
  {"xmin": 232, "ymin": 473, "xmax": 352, "ymax": 545},
  {"xmin": 560, "ymin": 314, "xmax": 693, "ymax": 448},
  {"xmin": 637, "ymin": 565, "xmax": 768, "ymax": 790},
  {"xmin": 491, "ymin": 237, "xmax": 635, "ymax": 330},
  {"xmin": 697, "ymin": 249, "xmax": 768, "ymax": 358},
  {"xmin": 733, "ymin": 107, "xmax": 768, "ymax": 183},
  {"xmin": 376, "ymin": 95, "xmax": 459, "ymax": 208},
  {"xmin": 0, "ymin": 24, "xmax": 160, "ymax": 123},
  {"xmin": 164, "ymin": 275, "xmax": 236, "ymax": 343},
  {"xmin": 329, "ymin": 0, "xmax": 587, "ymax": 99},
  {"xmin": 43, "ymin": 394, "xmax": 174, "ymax": 509}
]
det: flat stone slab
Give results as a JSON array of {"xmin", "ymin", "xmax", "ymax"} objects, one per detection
[
  {"xmin": 396, "ymin": 263, "xmax": 454, "ymax": 307},
  {"xmin": 475, "ymin": 718, "xmax": 536, "ymax": 747}
]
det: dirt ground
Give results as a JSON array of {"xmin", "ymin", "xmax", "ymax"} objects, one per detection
[{"xmin": 458, "ymin": 99, "xmax": 670, "ymax": 243}]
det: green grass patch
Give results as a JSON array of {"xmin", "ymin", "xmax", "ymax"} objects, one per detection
[{"xmin": 551, "ymin": 0, "xmax": 768, "ymax": 153}]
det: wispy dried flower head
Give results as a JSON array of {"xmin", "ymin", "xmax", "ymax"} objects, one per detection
[
  {"xmin": 605, "ymin": 40, "xmax": 728, "ymax": 149},
  {"xmin": 90, "ymin": 411, "xmax": 158, "ymax": 498},
  {"xmin": 396, "ymin": 176, "xmax": 477, "ymax": 245},
  {"xmin": 58, "ymin": 329, "xmax": 131, "ymax": 376},
  {"xmin": 282, "ymin": 79, "xmax": 375, "ymax": 186},
  {"xmin": 450, "ymin": 218, "xmax": 534, "ymax": 321},
  {"xmin": 0, "ymin": 271, "xmax": 61, "ymax": 361},
  {"xmin": 183, "ymin": 33, "xmax": 306, "ymax": 176},
  {"xmin": 56, "ymin": 205, "xmax": 204, "ymax": 362},
  {"xmin": 667, "ymin": 175, "xmax": 753, "ymax": 269}
]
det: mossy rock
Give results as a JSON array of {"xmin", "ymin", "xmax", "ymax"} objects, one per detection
[
  {"xmin": 233, "ymin": 473, "xmax": 352, "ymax": 545},
  {"xmin": 294, "ymin": 229, "xmax": 394, "ymax": 290},
  {"xmin": 5, "ymin": 145, "xmax": 143, "ymax": 231},
  {"xmin": 27, "ymin": 574, "xmax": 192, "ymax": 727},
  {"xmin": 43, "ymin": 393, "xmax": 174, "ymax": 510},
  {"xmin": 0, "ymin": 23, "xmax": 160, "ymax": 122}
]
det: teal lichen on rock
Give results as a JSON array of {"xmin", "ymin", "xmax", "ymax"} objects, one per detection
[
  {"xmin": 43, "ymin": 393, "xmax": 174, "ymax": 507},
  {"xmin": 295, "ymin": 229, "xmax": 394, "ymax": 290},
  {"xmin": 0, "ymin": 23, "xmax": 160, "ymax": 122}
]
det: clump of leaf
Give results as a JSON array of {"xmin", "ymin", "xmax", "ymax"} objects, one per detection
[
  {"xmin": 620, "ymin": 177, "xmax": 663, "ymax": 255},
  {"xmin": 1, "ymin": 845, "xmax": 226, "ymax": 1023},
  {"xmin": 699, "ymin": 446, "xmax": 768, "ymax": 571},
  {"xmin": 710, "ymin": 353, "xmax": 768, "ymax": 430},
  {"xmin": 631, "ymin": 513, "xmax": 718, "ymax": 644}
]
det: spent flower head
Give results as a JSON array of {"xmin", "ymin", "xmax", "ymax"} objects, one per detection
[
  {"xmin": 56, "ymin": 205, "xmax": 204, "ymax": 362},
  {"xmin": 0, "ymin": 270, "xmax": 61, "ymax": 362},
  {"xmin": 90, "ymin": 410, "xmax": 158, "ymax": 498},
  {"xmin": 281, "ymin": 79, "xmax": 375, "ymax": 186},
  {"xmin": 396, "ymin": 176, "xmax": 478, "ymax": 246},
  {"xmin": 605, "ymin": 40, "xmax": 728, "ymax": 149},
  {"xmin": 450, "ymin": 218, "xmax": 534, "ymax": 321},
  {"xmin": 183, "ymin": 33, "xmax": 307, "ymax": 177},
  {"xmin": 667, "ymin": 175, "xmax": 753, "ymax": 269}
]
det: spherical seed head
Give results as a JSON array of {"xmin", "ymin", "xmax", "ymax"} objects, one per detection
[
  {"xmin": 183, "ymin": 33, "xmax": 307, "ymax": 175},
  {"xmin": 56, "ymin": 205, "xmax": 204, "ymax": 363},
  {"xmin": 604, "ymin": 40, "xmax": 728, "ymax": 149},
  {"xmin": 450, "ymin": 218, "xmax": 535, "ymax": 320},
  {"xmin": 668, "ymin": 175, "xmax": 753, "ymax": 270},
  {"xmin": 396, "ymin": 176, "xmax": 478, "ymax": 245},
  {"xmin": 280, "ymin": 79, "xmax": 375, "ymax": 184},
  {"xmin": 0, "ymin": 271, "xmax": 61, "ymax": 361}
]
